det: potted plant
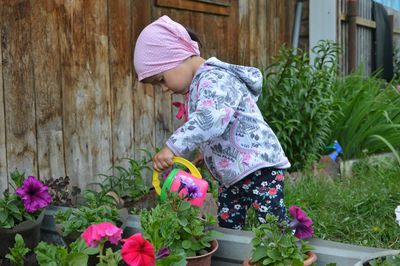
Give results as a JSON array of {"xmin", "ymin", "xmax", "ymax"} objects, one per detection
[
  {"xmin": 54, "ymin": 200, "xmax": 126, "ymax": 246},
  {"xmin": 140, "ymin": 179, "xmax": 222, "ymax": 266},
  {"xmin": 91, "ymin": 151, "xmax": 155, "ymax": 211},
  {"xmin": 0, "ymin": 170, "xmax": 52, "ymax": 258},
  {"xmin": 43, "ymin": 176, "xmax": 81, "ymax": 208},
  {"xmin": 243, "ymin": 206, "xmax": 317, "ymax": 266}
]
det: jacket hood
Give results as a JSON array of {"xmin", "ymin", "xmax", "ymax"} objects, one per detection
[{"xmin": 200, "ymin": 57, "xmax": 263, "ymax": 98}]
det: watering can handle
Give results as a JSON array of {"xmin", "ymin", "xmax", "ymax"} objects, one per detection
[{"xmin": 152, "ymin": 157, "xmax": 202, "ymax": 195}]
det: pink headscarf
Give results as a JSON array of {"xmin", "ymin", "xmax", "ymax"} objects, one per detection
[{"xmin": 134, "ymin": 15, "xmax": 200, "ymax": 81}]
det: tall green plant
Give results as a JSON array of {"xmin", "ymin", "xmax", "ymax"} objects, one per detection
[
  {"xmin": 258, "ymin": 41, "xmax": 340, "ymax": 171},
  {"xmin": 329, "ymin": 72, "xmax": 400, "ymax": 160},
  {"xmin": 87, "ymin": 149, "xmax": 152, "ymax": 207}
]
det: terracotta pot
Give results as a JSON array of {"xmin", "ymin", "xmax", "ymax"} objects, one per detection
[
  {"xmin": 242, "ymin": 251, "xmax": 317, "ymax": 266},
  {"xmin": 186, "ymin": 239, "xmax": 219, "ymax": 266},
  {"xmin": 0, "ymin": 210, "xmax": 45, "ymax": 258}
]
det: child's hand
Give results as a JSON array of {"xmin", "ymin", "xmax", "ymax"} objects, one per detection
[{"xmin": 153, "ymin": 146, "xmax": 174, "ymax": 172}]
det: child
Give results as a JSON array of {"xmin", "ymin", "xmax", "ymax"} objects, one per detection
[{"xmin": 134, "ymin": 15, "xmax": 291, "ymax": 230}]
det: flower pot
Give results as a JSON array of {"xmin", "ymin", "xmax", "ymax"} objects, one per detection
[
  {"xmin": 123, "ymin": 189, "xmax": 158, "ymax": 210},
  {"xmin": 0, "ymin": 210, "xmax": 45, "ymax": 258},
  {"xmin": 242, "ymin": 251, "xmax": 317, "ymax": 266},
  {"xmin": 186, "ymin": 239, "xmax": 219, "ymax": 266}
]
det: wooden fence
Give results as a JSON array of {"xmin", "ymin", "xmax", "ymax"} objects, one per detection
[
  {"xmin": 0, "ymin": 0, "xmax": 298, "ymax": 192},
  {"xmin": 338, "ymin": 0, "xmax": 400, "ymax": 75}
]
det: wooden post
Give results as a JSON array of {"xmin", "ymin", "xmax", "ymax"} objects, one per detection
[
  {"xmin": 347, "ymin": 0, "xmax": 358, "ymax": 73},
  {"xmin": 388, "ymin": 15, "xmax": 394, "ymax": 40}
]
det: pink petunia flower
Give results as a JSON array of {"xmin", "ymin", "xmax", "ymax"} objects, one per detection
[
  {"xmin": 81, "ymin": 222, "xmax": 122, "ymax": 248},
  {"xmin": 121, "ymin": 233, "xmax": 156, "ymax": 266},
  {"xmin": 288, "ymin": 205, "xmax": 314, "ymax": 240},
  {"xmin": 16, "ymin": 176, "xmax": 51, "ymax": 213}
]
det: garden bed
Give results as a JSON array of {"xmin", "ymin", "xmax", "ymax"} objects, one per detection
[{"xmin": 40, "ymin": 211, "xmax": 400, "ymax": 266}]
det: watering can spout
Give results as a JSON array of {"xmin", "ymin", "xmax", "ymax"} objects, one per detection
[{"xmin": 328, "ymin": 140, "xmax": 343, "ymax": 161}]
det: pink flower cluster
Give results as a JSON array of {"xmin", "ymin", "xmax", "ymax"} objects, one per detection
[
  {"xmin": 81, "ymin": 222, "xmax": 122, "ymax": 247},
  {"xmin": 81, "ymin": 222, "xmax": 162, "ymax": 266}
]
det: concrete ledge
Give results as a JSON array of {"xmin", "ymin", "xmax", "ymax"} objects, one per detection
[
  {"xmin": 211, "ymin": 227, "xmax": 400, "ymax": 266},
  {"xmin": 43, "ymin": 210, "xmax": 400, "ymax": 266}
]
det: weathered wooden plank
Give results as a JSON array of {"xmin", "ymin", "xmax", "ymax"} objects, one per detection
[
  {"xmin": 132, "ymin": 1, "xmax": 155, "ymax": 161},
  {"xmin": 248, "ymin": 0, "xmax": 256, "ymax": 66},
  {"xmin": 59, "ymin": 0, "xmax": 112, "ymax": 189},
  {"xmin": 58, "ymin": 0, "xmax": 89, "ymax": 188},
  {"xmin": 348, "ymin": 0, "xmax": 358, "ymax": 72},
  {"xmin": 83, "ymin": 0, "xmax": 112, "ymax": 185},
  {"xmin": 256, "ymin": 0, "xmax": 267, "ymax": 67},
  {"xmin": 109, "ymin": 0, "xmax": 135, "ymax": 166},
  {"xmin": 0, "ymin": 7, "xmax": 7, "ymax": 194},
  {"xmin": 1, "ymin": 1, "xmax": 37, "ymax": 179},
  {"xmin": 238, "ymin": 0, "xmax": 250, "ymax": 65},
  {"xmin": 156, "ymin": 0, "xmax": 231, "ymax": 16},
  {"xmin": 30, "ymin": 0, "xmax": 65, "ymax": 180},
  {"xmin": 227, "ymin": 0, "xmax": 239, "ymax": 64},
  {"xmin": 155, "ymin": 87, "xmax": 173, "ymax": 151}
]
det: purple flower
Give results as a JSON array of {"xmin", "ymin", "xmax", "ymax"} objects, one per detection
[
  {"xmin": 156, "ymin": 246, "xmax": 170, "ymax": 259},
  {"xmin": 16, "ymin": 176, "xmax": 52, "ymax": 213},
  {"xmin": 288, "ymin": 205, "xmax": 314, "ymax": 240},
  {"xmin": 178, "ymin": 176, "xmax": 202, "ymax": 200}
]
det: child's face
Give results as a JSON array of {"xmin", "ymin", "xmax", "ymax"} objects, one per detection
[{"xmin": 143, "ymin": 61, "xmax": 193, "ymax": 95}]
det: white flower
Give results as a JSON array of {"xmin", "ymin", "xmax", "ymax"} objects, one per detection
[
  {"xmin": 252, "ymin": 189, "xmax": 259, "ymax": 195},
  {"xmin": 234, "ymin": 204, "xmax": 241, "ymax": 210},
  {"xmin": 261, "ymin": 181, "xmax": 268, "ymax": 187},
  {"xmin": 221, "ymin": 207, "xmax": 229, "ymax": 212},
  {"xmin": 258, "ymin": 217, "xmax": 266, "ymax": 223},
  {"xmin": 243, "ymin": 184, "xmax": 250, "ymax": 189},
  {"xmin": 395, "ymin": 205, "xmax": 400, "ymax": 226},
  {"xmin": 259, "ymin": 206, "xmax": 268, "ymax": 212}
]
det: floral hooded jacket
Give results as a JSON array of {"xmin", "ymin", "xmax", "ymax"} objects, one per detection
[{"xmin": 166, "ymin": 57, "xmax": 290, "ymax": 187}]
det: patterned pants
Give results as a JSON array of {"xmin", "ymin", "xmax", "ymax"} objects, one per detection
[{"xmin": 217, "ymin": 167, "xmax": 287, "ymax": 230}]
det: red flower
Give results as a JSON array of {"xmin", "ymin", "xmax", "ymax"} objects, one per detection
[
  {"xmin": 243, "ymin": 179, "xmax": 251, "ymax": 185},
  {"xmin": 252, "ymin": 202, "xmax": 260, "ymax": 209},
  {"xmin": 220, "ymin": 212, "xmax": 230, "ymax": 220},
  {"xmin": 121, "ymin": 233, "xmax": 155, "ymax": 266},
  {"xmin": 268, "ymin": 188, "xmax": 277, "ymax": 196},
  {"xmin": 276, "ymin": 174, "xmax": 284, "ymax": 181}
]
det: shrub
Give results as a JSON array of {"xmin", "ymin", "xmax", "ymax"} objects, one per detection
[
  {"xmin": 328, "ymin": 71, "xmax": 400, "ymax": 160},
  {"xmin": 258, "ymin": 41, "xmax": 339, "ymax": 171}
]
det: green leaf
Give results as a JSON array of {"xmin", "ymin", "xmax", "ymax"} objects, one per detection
[
  {"xmin": 65, "ymin": 253, "xmax": 88, "ymax": 266},
  {"xmin": 266, "ymin": 249, "xmax": 281, "ymax": 260},
  {"xmin": 251, "ymin": 246, "xmax": 268, "ymax": 262},
  {"xmin": 181, "ymin": 240, "xmax": 192, "ymax": 249},
  {"xmin": 8, "ymin": 203, "xmax": 20, "ymax": 214},
  {"xmin": 0, "ymin": 210, "xmax": 8, "ymax": 223}
]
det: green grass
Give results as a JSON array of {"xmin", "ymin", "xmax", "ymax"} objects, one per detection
[{"xmin": 285, "ymin": 158, "xmax": 400, "ymax": 249}]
